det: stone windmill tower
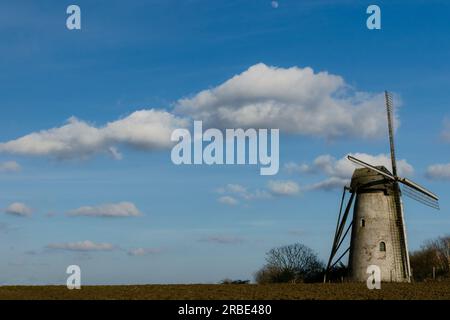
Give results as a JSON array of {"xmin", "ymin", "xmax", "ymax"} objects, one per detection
[{"xmin": 325, "ymin": 91, "xmax": 439, "ymax": 282}]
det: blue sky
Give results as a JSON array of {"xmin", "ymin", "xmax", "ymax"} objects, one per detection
[{"xmin": 1, "ymin": 0, "xmax": 450, "ymax": 285}]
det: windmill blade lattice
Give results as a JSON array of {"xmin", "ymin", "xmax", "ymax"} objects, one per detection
[{"xmin": 401, "ymin": 183, "xmax": 440, "ymax": 210}]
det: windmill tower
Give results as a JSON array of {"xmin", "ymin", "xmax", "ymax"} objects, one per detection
[{"xmin": 325, "ymin": 91, "xmax": 439, "ymax": 282}]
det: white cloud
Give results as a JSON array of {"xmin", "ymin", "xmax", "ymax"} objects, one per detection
[
  {"xmin": 108, "ymin": 146, "xmax": 123, "ymax": 160},
  {"xmin": 5, "ymin": 202, "xmax": 32, "ymax": 217},
  {"xmin": 218, "ymin": 181, "xmax": 301, "ymax": 201},
  {"xmin": 127, "ymin": 248, "xmax": 161, "ymax": 256},
  {"xmin": 217, "ymin": 183, "xmax": 271, "ymax": 202},
  {"xmin": 0, "ymin": 161, "xmax": 21, "ymax": 172},
  {"xmin": 47, "ymin": 240, "xmax": 115, "ymax": 251},
  {"xmin": 67, "ymin": 202, "xmax": 143, "ymax": 217},
  {"xmin": 267, "ymin": 180, "xmax": 300, "ymax": 196},
  {"xmin": 0, "ymin": 110, "xmax": 188, "ymax": 159},
  {"xmin": 217, "ymin": 196, "xmax": 238, "ymax": 206},
  {"xmin": 286, "ymin": 153, "xmax": 414, "ymax": 191},
  {"xmin": 306, "ymin": 177, "xmax": 350, "ymax": 191},
  {"xmin": 0, "ymin": 64, "xmax": 397, "ymax": 163},
  {"xmin": 224, "ymin": 184, "xmax": 247, "ymax": 194},
  {"xmin": 301, "ymin": 153, "xmax": 414, "ymax": 178},
  {"xmin": 425, "ymin": 163, "xmax": 450, "ymax": 181},
  {"xmin": 175, "ymin": 63, "xmax": 394, "ymax": 139},
  {"xmin": 284, "ymin": 162, "xmax": 309, "ymax": 174}
]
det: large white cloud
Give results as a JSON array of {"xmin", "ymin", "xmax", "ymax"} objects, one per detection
[
  {"xmin": 46, "ymin": 240, "xmax": 115, "ymax": 251},
  {"xmin": 0, "ymin": 64, "xmax": 400, "ymax": 162},
  {"xmin": 4, "ymin": 202, "xmax": 32, "ymax": 217},
  {"xmin": 67, "ymin": 202, "xmax": 143, "ymax": 217},
  {"xmin": 286, "ymin": 153, "xmax": 414, "ymax": 191},
  {"xmin": 175, "ymin": 63, "xmax": 394, "ymax": 139},
  {"xmin": 425, "ymin": 163, "xmax": 450, "ymax": 181},
  {"xmin": 0, "ymin": 64, "xmax": 398, "ymax": 162},
  {"xmin": 0, "ymin": 110, "xmax": 188, "ymax": 159}
]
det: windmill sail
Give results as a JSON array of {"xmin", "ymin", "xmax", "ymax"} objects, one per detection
[
  {"xmin": 348, "ymin": 155, "xmax": 440, "ymax": 209},
  {"xmin": 384, "ymin": 91, "xmax": 411, "ymax": 281},
  {"xmin": 399, "ymin": 177, "xmax": 439, "ymax": 201},
  {"xmin": 401, "ymin": 183, "xmax": 440, "ymax": 209},
  {"xmin": 347, "ymin": 155, "xmax": 395, "ymax": 180},
  {"xmin": 385, "ymin": 91, "xmax": 398, "ymax": 176}
]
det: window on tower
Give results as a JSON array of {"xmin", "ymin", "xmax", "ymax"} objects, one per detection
[
  {"xmin": 361, "ymin": 218, "xmax": 365, "ymax": 227},
  {"xmin": 379, "ymin": 241, "xmax": 386, "ymax": 252}
]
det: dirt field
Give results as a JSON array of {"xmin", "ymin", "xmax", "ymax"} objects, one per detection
[{"xmin": 1, "ymin": 282, "xmax": 450, "ymax": 300}]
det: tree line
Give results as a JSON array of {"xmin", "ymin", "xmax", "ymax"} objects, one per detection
[{"xmin": 252, "ymin": 235, "xmax": 449, "ymax": 284}]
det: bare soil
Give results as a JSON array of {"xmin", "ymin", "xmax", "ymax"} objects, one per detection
[{"xmin": 1, "ymin": 282, "xmax": 450, "ymax": 300}]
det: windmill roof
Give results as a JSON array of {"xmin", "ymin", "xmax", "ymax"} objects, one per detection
[{"xmin": 350, "ymin": 166, "xmax": 394, "ymax": 192}]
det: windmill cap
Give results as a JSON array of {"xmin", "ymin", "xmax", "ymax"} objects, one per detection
[{"xmin": 350, "ymin": 166, "xmax": 395, "ymax": 193}]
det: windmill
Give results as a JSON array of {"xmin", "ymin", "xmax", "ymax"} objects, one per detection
[{"xmin": 325, "ymin": 91, "xmax": 439, "ymax": 282}]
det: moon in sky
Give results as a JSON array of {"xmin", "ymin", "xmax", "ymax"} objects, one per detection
[{"xmin": 271, "ymin": 1, "xmax": 279, "ymax": 9}]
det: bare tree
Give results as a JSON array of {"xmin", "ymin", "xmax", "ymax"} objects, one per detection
[
  {"xmin": 410, "ymin": 235, "xmax": 450, "ymax": 281},
  {"xmin": 255, "ymin": 243, "xmax": 324, "ymax": 283},
  {"xmin": 425, "ymin": 235, "xmax": 450, "ymax": 273}
]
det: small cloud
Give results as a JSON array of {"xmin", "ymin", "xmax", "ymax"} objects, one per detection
[
  {"xmin": 46, "ymin": 240, "xmax": 115, "ymax": 252},
  {"xmin": 108, "ymin": 146, "xmax": 123, "ymax": 160},
  {"xmin": 127, "ymin": 248, "xmax": 161, "ymax": 256},
  {"xmin": 284, "ymin": 162, "xmax": 310, "ymax": 174},
  {"xmin": 67, "ymin": 202, "xmax": 143, "ymax": 217},
  {"xmin": 0, "ymin": 161, "xmax": 21, "ymax": 172},
  {"xmin": 287, "ymin": 153, "xmax": 413, "ymax": 179},
  {"xmin": 199, "ymin": 236, "xmax": 244, "ymax": 245},
  {"xmin": 216, "ymin": 183, "xmax": 271, "ymax": 202},
  {"xmin": 224, "ymin": 184, "xmax": 247, "ymax": 194},
  {"xmin": 267, "ymin": 180, "xmax": 300, "ymax": 196},
  {"xmin": 286, "ymin": 153, "xmax": 414, "ymax": 191},
  {"xmin": 218, "ymin": 196, "xmax": 238, "ymax": 206},
  {"xmin": 425, "ymin": 163, "xmax": 450, "ymax": 181},
  {"xmin": 5, "ymin": 202, "xmax": 32, "ymax": 217},
  {"xmin": 306, "ymin": 177, "xmax": 349, "ymax": 191}
]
